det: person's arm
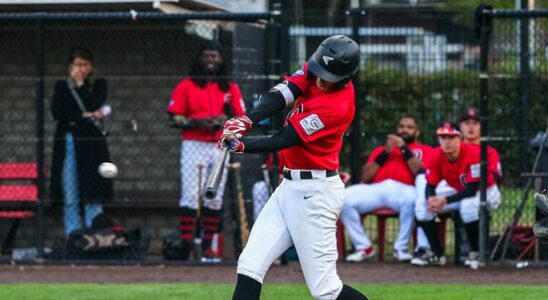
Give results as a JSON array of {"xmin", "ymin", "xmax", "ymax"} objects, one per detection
[
  {"xmin": 361, "ymin": 162, "xmax": 380, "ymax": 183},
  {"xmin": 246, "ymin": 81, "xmax": 302, "ymax": 124},
  {"xmin": 401, "ymin": 145, "xmax": 423, "ymax": 175},
  {"xmin": 425, "ymin": 183, "xmax": 436, "ymax": 199},
  {"xmin": 51, "ymin": 81, "xmax": 83, "ymax": 122},
  {"xmin": 233, "ymin": 124, "xmax": 301, "ymax": 153},
  {"xmin": 445, "ymin": 182, "xmax": 480, "ymax": 203},
  {"xmin": 361, "ymin": 142, "xmax": 392, "ymax": 183}
]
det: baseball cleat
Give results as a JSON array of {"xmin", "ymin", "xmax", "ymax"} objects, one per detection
[
  {"xmin": 533, "ymin": 217, "xmax": 548, "ymax": 238},
  {"xmin": 535, "ymin": 191, "xmax": 548, "ymax": 216},
  {"xmin": 464, "ymin": 251, "xmax": 480, "ymax": 270},
  {"xmin": 346, "ymin": 247, "xmax": 376, "ymax": 262},
  {"xmin": 393, "ymin": 249, "xmax": 413, "ymax": 262},
  {"xmin": 410, "ymin": 250, "xmax": 446, "ymax": 266}
]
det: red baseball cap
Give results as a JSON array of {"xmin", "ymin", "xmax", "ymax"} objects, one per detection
[
  {"xmin": 460, "ymin": 107, "xmax": 480, "ymax": 122},
  {"xmin": 436, "ymin": 121, "xmax": 462, "ymax": 137}
]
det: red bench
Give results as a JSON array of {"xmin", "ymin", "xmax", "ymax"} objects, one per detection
[
  {"xmin": 337, "ymin": 209, "xmax": 449, "ymax": 262},
  {"xmin": 0, "ymin": 162, "xmax": 40, "ymax": 254}
]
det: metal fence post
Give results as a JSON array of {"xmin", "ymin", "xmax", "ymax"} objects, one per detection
[
  {"xmin": 34, "ymin": 18, "xmax": 46, "ymax": 259},
  {"xmin": 518, "ymin": 0, "xmax": 531, "ymax": 179},
  {"xmin": 350, "ymin": 8, "xmax": 365, "ymax": 184},
  {"xmin": 478, "ymin": 6, "xmax": 493, "ymax": 265}
]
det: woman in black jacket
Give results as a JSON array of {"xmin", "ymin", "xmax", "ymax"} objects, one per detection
[{"xmin": 50, "ymin": 47, "xmax": 113, "ymax": 236}]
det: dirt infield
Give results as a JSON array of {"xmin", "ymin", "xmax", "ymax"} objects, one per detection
[{"xmin": 1, "ymin": 262, "xmax": 547, "ymax": 285}]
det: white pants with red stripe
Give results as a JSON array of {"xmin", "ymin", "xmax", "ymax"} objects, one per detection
[
  {"xmin": 340, "ymin": 179, "xmax": 416, "ymax": 252},
  {"xmin": 237, "ymin": 171, "xmax": 345, "ymax": 300},
  {"xmin": 180, "ymin": 140, "xmax": 229, "ymax": 210}
]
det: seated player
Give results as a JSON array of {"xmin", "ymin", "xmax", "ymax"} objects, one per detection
[
  {"xmin": 412, "ymin": 121, "xmax": 500, "ymax": 269},
  {"xmin": 341, "ymin": 116, "xmax": 430, "ymax": 262},
  {"xmin": 414, "ymin": 108, "xmax": 504, "ymax": 258},
  {"xmin": 460, "ymin": 107, "xmax": 502, "ymax": 209}
]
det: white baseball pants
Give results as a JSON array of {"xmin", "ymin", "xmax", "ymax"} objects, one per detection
[
  {"xmin": 180, "ymin": 140, "xmax": 229, "ymax": 210},
  {"xmin": 237, "ymin": 171, "xmax": 345, "ymax": 300},
  {"xmin": 340, "ymin": 179, "xmax": 416, "ymax": 252}
]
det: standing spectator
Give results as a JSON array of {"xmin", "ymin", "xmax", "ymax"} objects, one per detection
[
  {"xmin": 342, "ymin": 116, "xmax": 431, "ymax": 262},
  {"xmin": 50, "ymin": 46, "xmax": 113, "ymax": 236},
  {"xmin": 167, "ymin": 40, "xmax": 246, "ymax": 259}
]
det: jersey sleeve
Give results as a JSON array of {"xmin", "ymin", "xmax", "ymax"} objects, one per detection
[
  {"xmin": 464, "ymin": 145, "xmax": 482, "ymax": 184},
  {"xmin": 488, "ymin": 147, "xmax": 503, "ymax": 178},
  {"xmin": 229, "ymin": 83, "xmax": 246, "ymax": 117},
  {"xmin": 284, "ymin": 63, "xmax": 312, "ymax": 95},
  {"xmin": 166, "ymin": 80, "xmax": 188, "ymax": 116},
  {"xmin": 287, "ymin": 94, "xmax": 352, "ymax": 144},
  {"xmin": 419, "ymin": 145, "xmax": 434, "ymax": 170},
  {"xmin": 426, "ymin": 150, "xmax": 442, "ymax": 186},
  {"xmin": 367, "ymin": 147, "xmax": 385, "ymax": 163}
]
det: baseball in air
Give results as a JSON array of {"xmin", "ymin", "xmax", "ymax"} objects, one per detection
[{"xmin": 98, "ymin": 162, "xmax": 118, "ymax": 178}]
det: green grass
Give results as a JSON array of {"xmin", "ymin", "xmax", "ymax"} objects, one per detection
[{"xmin": 1, "ymin": 284, "xmax": 547, "ymax": 300}]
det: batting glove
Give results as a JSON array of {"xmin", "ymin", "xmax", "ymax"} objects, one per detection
[
  {"xmin": 223, "ymin": 137, "xmax": 245, "ymax": 153},
  {"xmin": 222, "ymin": 116, "xmax": 252, "ymax": 138}
]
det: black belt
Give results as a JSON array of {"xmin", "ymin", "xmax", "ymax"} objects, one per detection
[{"xmin": 283, "ymin": 169, "xmax": 338, "ymax": 180}]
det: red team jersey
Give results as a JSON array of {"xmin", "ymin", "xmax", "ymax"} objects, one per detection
[
  {"xmin": 426, "ymin": 143, "xmax": 497, "ymax": 191},
  {"xmin": 166, "ymin": 78, "xmax": 245, "ymax": 142},
  {"xmin": 467, "ymin": 143, "xmax": 503, "ymax": 182},
  {"xmin": 367, "ymin": 143, "xmax": 433, "ymax": 185},
  {"xmin": 278, "ymin": 63, "xmax": 355, "ymax": 170}
]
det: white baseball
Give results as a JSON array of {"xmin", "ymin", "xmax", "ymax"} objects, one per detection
[{"xmin": 98, "ymin": 162, "xmax": 118, "ymax": 178}]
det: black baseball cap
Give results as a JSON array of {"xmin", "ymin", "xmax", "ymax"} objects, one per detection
[{"xmin": 460, "ymin": 107, "xmax": 480, "ymax": 122}]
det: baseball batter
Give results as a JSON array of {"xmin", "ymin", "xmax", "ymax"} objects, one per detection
[
  {"xmin": 412, "ymin": 122, "xmax": 499, "ymax": 269},
  {"xmin": 221, "ymin": 36, "xmax": 367, "ymax": 300},
  {"xmin": 166, "ymin": 40, "xmax": 246, "ymax": 259},
  {"xmin": 342, "ymin": 116, "xmax": 431, "ymax": 262}
]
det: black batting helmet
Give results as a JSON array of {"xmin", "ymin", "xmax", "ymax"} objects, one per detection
[{"xmin": 307, "ymin": 35, "xmax": 360, "ymax": 83}]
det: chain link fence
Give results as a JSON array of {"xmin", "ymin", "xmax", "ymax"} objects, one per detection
[
  {"xmin": 0, "ymin": 12, "xmax": 276, "ymax": 262},
  {"xmin": 1, "ymin": 7, "xmax": 546, "ymax": 264}
]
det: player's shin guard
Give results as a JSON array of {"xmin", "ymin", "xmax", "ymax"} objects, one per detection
[
  {"xmin": 464, "ymin": 220, "xmax": 479, "ymax": 252},
  {"xmin": 202, "ymin": 207, "xmax": 222, "ymax": 254},
  {"xmin": 417, "ymin": 219, "xmax": 443, "ymax": 256},
  {"xmin": 179, "ymin": 207, "xmax": 197, "ymax": 242},
  {"xmin": 232, "ymin": 274, "xmax": 261, "ymax": 300},
  {"xmin": 336, "ymin": 284, "xmax": 368, "ymax": 300}
]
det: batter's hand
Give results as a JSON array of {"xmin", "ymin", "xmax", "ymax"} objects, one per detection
[
  {"xmin": 222, "ymin": 116, "xmax": 252, "ymax": 138},
  {"xmin": 220, "ymin": 135, "xmax": 245, "ymax": 153},
  {"xmin": 427, "ymin": 196, "xmax": 447, "ymax": 213}
]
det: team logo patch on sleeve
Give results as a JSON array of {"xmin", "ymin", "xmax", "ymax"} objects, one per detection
[
  {"xmin": 299, "ymin": 114, "xmax": 325, "ymax": 136},
  {"xmin": 470, "ymin": 163, "xmax": 481, "ymax": 178}
]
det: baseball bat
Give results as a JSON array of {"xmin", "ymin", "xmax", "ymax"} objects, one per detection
[
  {"xmin": 230, "ymin": 162, "xmax": 250, "ymax": 247},
  {"xmin": 205, "ymin": 147, "xmax": 229, "ymax": 199}
]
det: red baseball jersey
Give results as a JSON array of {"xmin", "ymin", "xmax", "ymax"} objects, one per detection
[
  {"xmin": 166, "ymin": 78, "xmax": 245, "ymax": 142},
  {"xmin": 278, "ymin": 63, "xmax": 355, "ymax": 170},
  {"xmin": 466, "ymin": 143, "xmax": 503, "ymax": 181},
  {"xmin": 367, "ymin": 142, "xmax": 433, "ymax": 185},
  {"xmin": 427, "ymin": 143, "xmax": 497, "ymax": 191}
]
